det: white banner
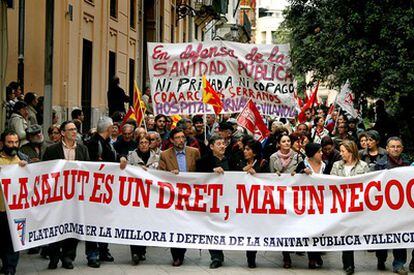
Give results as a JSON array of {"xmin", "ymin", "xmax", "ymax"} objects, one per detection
[
  {"xmin": 147, "ymin": 41, "xmax": 297, "ymax": 117},
  {"xmin": 337, "ymin": 80, "xmax": 358, "ymax": 118},
  {"xmin": 2, "ymin": 160, "xmax": 414, "ymax": 252}
]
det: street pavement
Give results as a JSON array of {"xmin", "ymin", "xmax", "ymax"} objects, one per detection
[{"xmin": 16, "ymin": 242, "xmax": 408, "ymax": 274}]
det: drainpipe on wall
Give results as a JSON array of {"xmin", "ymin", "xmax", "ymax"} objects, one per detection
[{"xmin": 43, "ymin": 0, "xmax": 54, "ymax": 135}]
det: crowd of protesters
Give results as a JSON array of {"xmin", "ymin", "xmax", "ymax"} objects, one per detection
[{"xmin": 0, "ymin": 80, "xmax": 413, "ymax": 275}]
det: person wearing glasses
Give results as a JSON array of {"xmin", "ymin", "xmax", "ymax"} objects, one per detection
[
  {"xmin": 113, "ymin": 124, "xmax": 137, "ymax": 160},
  {"xmin": 120, "ymin": 133, "xmax": 160, "ymax": 265},
  {"xmin": 148, "ymin": 131, "xmax": 162, "ymax": 160},
  {"xmin": 46, "ymin": 124, "xmax": 62, "ymax": 145},
  {"xmin": 158, "ymin": 127, "xmax": 200, "ymax": 267},
  {"xmin": 42, "ymin": 121, "xmax": 90, "ymax": 270},
  {"xmin": 370, "ymin": 136, "xmax": 410, "ymax": 275}
]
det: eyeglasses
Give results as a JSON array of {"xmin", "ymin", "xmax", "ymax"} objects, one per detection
[
  {"xmin": 65, "ymin": 128, "xmax": 77, "ymax": 132},
  {"xmin": 149, "ymin": 138, "xmax": 157, "ymax": 141},
  {"xmin": 52, "ymin": 131, "xmax": 60, "ymax": 135}
]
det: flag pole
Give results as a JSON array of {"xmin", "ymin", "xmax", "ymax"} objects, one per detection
[
  {"xmin": 203, "ymin": 112, "xmax": 207, "ymax": 145},
  {"xmin": 332, "ymin": 106, "xmax": 341, "ymax": 135},
  {"xmin": 141, "ymin": 107, "xmax": 147, "ymax": 131}
]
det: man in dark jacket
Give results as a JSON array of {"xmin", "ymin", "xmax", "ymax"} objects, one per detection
[
  {"xmin": 113, "ymin": 123, "xmax": 137, "ymax": 160},
  {"xmin": 196, "ymin": 135, "xmax": 229, "ymax": 269},
  {"xmin": 20, "ymin": 124, "xmax": 47, "ymax": 162},
  {"xmin": 107, "ymin": 76, "xmax": 130, "ymax": 116},
  {"xmin": 42, "ymin": 121, "xmax": 90, "ymax": 270},
  {"xmin": 83, "ymin": 117, "xmax": 117, "ymax": 268},
  {"xmin": 374, "ymin": 137, "xmax": 410, "ymax": 275}
]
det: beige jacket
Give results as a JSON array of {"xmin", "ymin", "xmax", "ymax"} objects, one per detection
[{"xmin": 330, "ymin": 160, "xmax": 369, "ymax": 176}]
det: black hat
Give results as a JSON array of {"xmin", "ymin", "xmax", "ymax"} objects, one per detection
[
  {"xmin": 26, "ymin": 124, "xmax": 42, "ymax": 135},
  {"xmin": 13, "ymin": 101, "xmax": 27, "ymax": 112},
  {"xmin": 305, "ymin": 142, "xmax": 322, "ymax": 158}
]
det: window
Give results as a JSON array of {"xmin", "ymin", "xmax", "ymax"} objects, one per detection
[
  {"xmin": 261, "ymin": 31, "xmax": 266, "ymax": 44},
  {"xmin": 130, "ymin": 0, "xmax": 136, "ymax": 29},
  {"xmin": 110, "ymin": 0, "xmax": 117, "ymax": 18}
]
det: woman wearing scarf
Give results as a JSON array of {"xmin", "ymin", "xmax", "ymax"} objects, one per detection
[
  {"xmin": 121, "ymin": 133, "xmax": 159, "ymax": 265},
  {"xmin": 269, "ymin": 134, "xmax": 302, "ymax": 268},
  {"xmin": 311, "ymin": 116, "xmax": 329, "ymax": 144},
  {"xmin": 269, "ymin": 134, "xmax": 302, "ymax": 175}
]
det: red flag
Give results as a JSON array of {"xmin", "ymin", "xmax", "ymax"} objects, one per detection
[
  {"xmin": 119, "ymin": 107, "xmax": 135, "ymax": 133},
  {"xmin": 236, "ymin": 99, "xmax": 270, "ymax": 142},
  {"xmin": 202, "ymin": 75, "xmax": 223, "ymax": 115},
  {"xmin": 295, "ymin": 94, "xmax": 304, "ymax": 108},
  {"xmin": 133, "ymin": 81, "xmax": 146, "ymax": 127},
  {"xmin": 298, "ymin": 81, "xmax": 319, "ymax": 123}
]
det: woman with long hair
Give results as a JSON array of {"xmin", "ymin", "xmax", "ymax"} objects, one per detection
[{"xmin": 331, "ymin": 140, "xmax": 369, "ymax": 275}]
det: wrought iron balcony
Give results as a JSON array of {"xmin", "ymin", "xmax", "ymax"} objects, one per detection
[{"xmin": 176, "ymin": 0, "xmax": 228, "ymax": 25}]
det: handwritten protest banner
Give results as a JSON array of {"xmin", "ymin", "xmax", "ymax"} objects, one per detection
[
  {"xmin": 2, "ymin": 160, "xmax": 414, "ymax": 252},
  {"xmin": 147, "ymin": 41, "xmax": 297, "ymax": 117}
]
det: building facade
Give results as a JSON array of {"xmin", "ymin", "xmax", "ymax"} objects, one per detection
[
  {"xmin": 5, "ymin": 0, "xmax": 203, "ymax": 130},
  {"xmin": 255, "ymin": 0, "xmax": 287, "ymax": 44}
]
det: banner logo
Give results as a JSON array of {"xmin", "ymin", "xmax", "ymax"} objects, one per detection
[{"xmin": 14, "ymin": 218, "xmax": 26, "ymax": 245}]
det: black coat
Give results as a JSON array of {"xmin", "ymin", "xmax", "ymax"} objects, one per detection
[
  {"xmin": 196, "ymin": 153, "xmax": 230, "ymax": 172},
  {"xmin": 107, "ymin": 85, "xmax": 129, "ymax": 116},
  {"xmin": 323, "ymin": 149, "xmax": 342, "ymax": 174},
  {"xmin": 42, "ymin": 142, "xmax": 90, "ymax": 161},
  {"xmin": 113, "ymin": 137, "xmax": 137, "ymax": 160},
  {"xmin": 85, "ymin": 133, "xmax": 117, "ymax": 162}
]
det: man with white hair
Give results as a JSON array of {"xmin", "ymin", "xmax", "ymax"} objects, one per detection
[
  {"xmin": 83, "ymin": 116, "xmax": 117, "ymax": 267},
  {"xmin": 114, "ymin": 123, "xmax": 137, "ymax": 160}
]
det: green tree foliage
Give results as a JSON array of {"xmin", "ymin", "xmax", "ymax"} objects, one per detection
[{"xmin": 283, "ymin": 0, "xmax": 414, "ymax": 103}]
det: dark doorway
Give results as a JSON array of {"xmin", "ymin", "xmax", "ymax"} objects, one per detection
[
  {"xmin": 129, "ymin": 58, "xmax": 135, "ymax": 106},
  {"xmin": 108, "ymin": 51, "xmax": 116, "ymax": 89},
  {"xmin": 81, "ymin": 39, "xmax": 93, "ymax": 132}
]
